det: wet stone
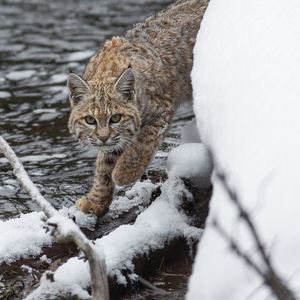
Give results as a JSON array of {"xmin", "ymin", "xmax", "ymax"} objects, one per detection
[{"xmin": 0, "ymin": 91, "xmax": 11, "ymax": 99}]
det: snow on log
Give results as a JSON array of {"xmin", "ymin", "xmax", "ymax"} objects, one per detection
[
  {"xmin": 187, "ymin": 0, "xmax": 300, "ymax": 299},
  {"xmin": 0, "ymin": 180, "xmax": 159, "ymax": 266},
  {"xmin": 167, "ymin": 143, "xmax": 212, "ymax": 188},
  {"xmin": 24, "ymin": 140, "xmax": 213, "ymax": 298},
  {"xmin": 25, "ymin": 175, "xmax": 207, "ymax": 299}
]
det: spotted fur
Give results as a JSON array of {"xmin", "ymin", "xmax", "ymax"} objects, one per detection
[{"xmin": 68, "ymin": 0, "xmax": 209, "ymax": 216}]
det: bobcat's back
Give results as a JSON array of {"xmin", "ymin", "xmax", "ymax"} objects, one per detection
[
  {"xmin": 127, "ymin": 0, "xmax": 207, "ymax": 54},
  {"xmin": 125, "ymin": 0, "xmax": 209, "ymax": 105}
]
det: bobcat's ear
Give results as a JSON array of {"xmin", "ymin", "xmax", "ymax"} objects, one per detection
[
  {"xmin": 67, "ymin": 73, "xmax": 91, "ymax": 106},
  {"xmin": 114, "ymin": 68, "xmax": 135, "ymax": 100}
]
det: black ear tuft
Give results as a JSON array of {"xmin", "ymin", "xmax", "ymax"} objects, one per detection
[
  {"xmin": 67, "ymin": 73, "xmax": 91, "ymax": 106},
  {"xmin": 114, "ymin": 68, "xmax": 135, "ymax": 100}
]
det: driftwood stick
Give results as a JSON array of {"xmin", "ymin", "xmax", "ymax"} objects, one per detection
[{"xmin": 0, "ymin": 135, "xmax": 109, "ymax": 300}]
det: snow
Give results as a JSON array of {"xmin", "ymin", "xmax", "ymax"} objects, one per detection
[
  {"xmin": 187, "ymin": 0, "xmax": 300, "ymax": 299},
  {"xmin": 0, "ymin": 212, "xmax": 52, "ymax": 264},
  {"xmin": 167, "ymin": 143, "xmax": 212, "ymax": 188},
  {"xmin": 26, "ymin": 263, "xmax": 92, "ymax": 300},
  {"xmin": 26, "ymin": 177, "xmax": 202, "ymax": 298},
  {"xmin": 59, "ymin": 206, "xmax": 98, "ymax": 230},
  {"xmin": 21, "ymin": 265, "xmax": 34, "ymax": 274},
  {"xmin": 0, "ymin": 180, "xmax": 159, "ymax": 264},
  {"xmin": 5, "ymin": 70, "xmax": 36, "ymax": 81},
  {"xmin": 97, "ymin": 177, "xmax": 201, "ymax": 284},
  {"xmin": 39, "ymin": 254, "xmax": 52, "ymax": 264},
  {"xmin": 108, "ymin": 180, "xmax": 158, "ymax": 218}
]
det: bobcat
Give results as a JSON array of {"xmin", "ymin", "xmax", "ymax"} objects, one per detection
[{"xmin": 68, "ymin": 0, "xmax": 209, "ymax": 216}]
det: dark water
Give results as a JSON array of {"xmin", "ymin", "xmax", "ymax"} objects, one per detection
[{"xmin": 0, "ymin": 0, "xmax": 196, "ymax": 220}]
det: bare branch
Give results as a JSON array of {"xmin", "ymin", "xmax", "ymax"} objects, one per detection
[
  {"xmin": 212, "ymin": 218, "xmax": 265, "ymax": 278},
  {"xmin": 0, "ymin": 135, "xmax": 109, "ymax": 300},
  {"xmin": 215, "ymin": 171, "xmax": 297, "ymax": 300},
  {"xmin": 217, "ymin": 172, "xmax": 272, "ymax": 269},
  {"xmin": 0, "ymin": 136, "xmax": 57, "ymax": 218}
]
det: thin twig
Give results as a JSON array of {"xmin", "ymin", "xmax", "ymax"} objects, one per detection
[
  {"xmin": 212, "ymin": 219, "xmax": 265, "ymax": 278},
  {"xmin": 0, "ymin": 135, "xmax": 109, "ymax": 300},
  {"xmin": 216, "ymin": 171, "xmax": 297, "ymax": 300},
  {"xmin": 217, "ymin": 172, "xmax": 272, "ymax": 269}
]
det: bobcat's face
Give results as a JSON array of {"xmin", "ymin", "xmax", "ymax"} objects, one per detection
[{"xmin": 68, "ymin": 68, "xmax": 141, "ymax": 153}]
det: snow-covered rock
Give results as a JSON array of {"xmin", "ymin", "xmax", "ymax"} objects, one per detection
[{"xmin": 187, "ymin": 0, "xmax": 300, "ymax": 299}]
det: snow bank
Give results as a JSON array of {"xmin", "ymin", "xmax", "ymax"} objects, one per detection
[
  {"xmin": 187, "ymin": 0, "xmax": 300, "ymax": 299},
  {"xmin": 26, "ymin": 177, "xmax": 202, "ymax": 299}
]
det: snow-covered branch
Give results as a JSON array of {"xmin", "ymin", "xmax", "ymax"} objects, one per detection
[
  {"xmin": 0, "ymin": 135, "xmax": 109, "ymax": 300},
  {"xmin": 0, "ymin": 136, "xmax": 57, "ymax": 218}
]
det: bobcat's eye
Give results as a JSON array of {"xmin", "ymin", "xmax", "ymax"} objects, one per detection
[
  {"xmin": 110, "ymin": 114, "xmax": 122, "ymax": 123},
  {"xmin": 85, "ymin": 115, "xmax": 96, "ymax": 125}
]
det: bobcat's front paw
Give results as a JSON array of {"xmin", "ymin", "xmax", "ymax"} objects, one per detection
[{"xmin": 76, "ymin": 196, "xmax": 109, "ymax": 217}]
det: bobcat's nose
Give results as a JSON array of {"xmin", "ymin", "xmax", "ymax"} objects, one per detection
[{"xmin": 99, "ymin": 136, "xmax": 109, "ymax": 143}]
